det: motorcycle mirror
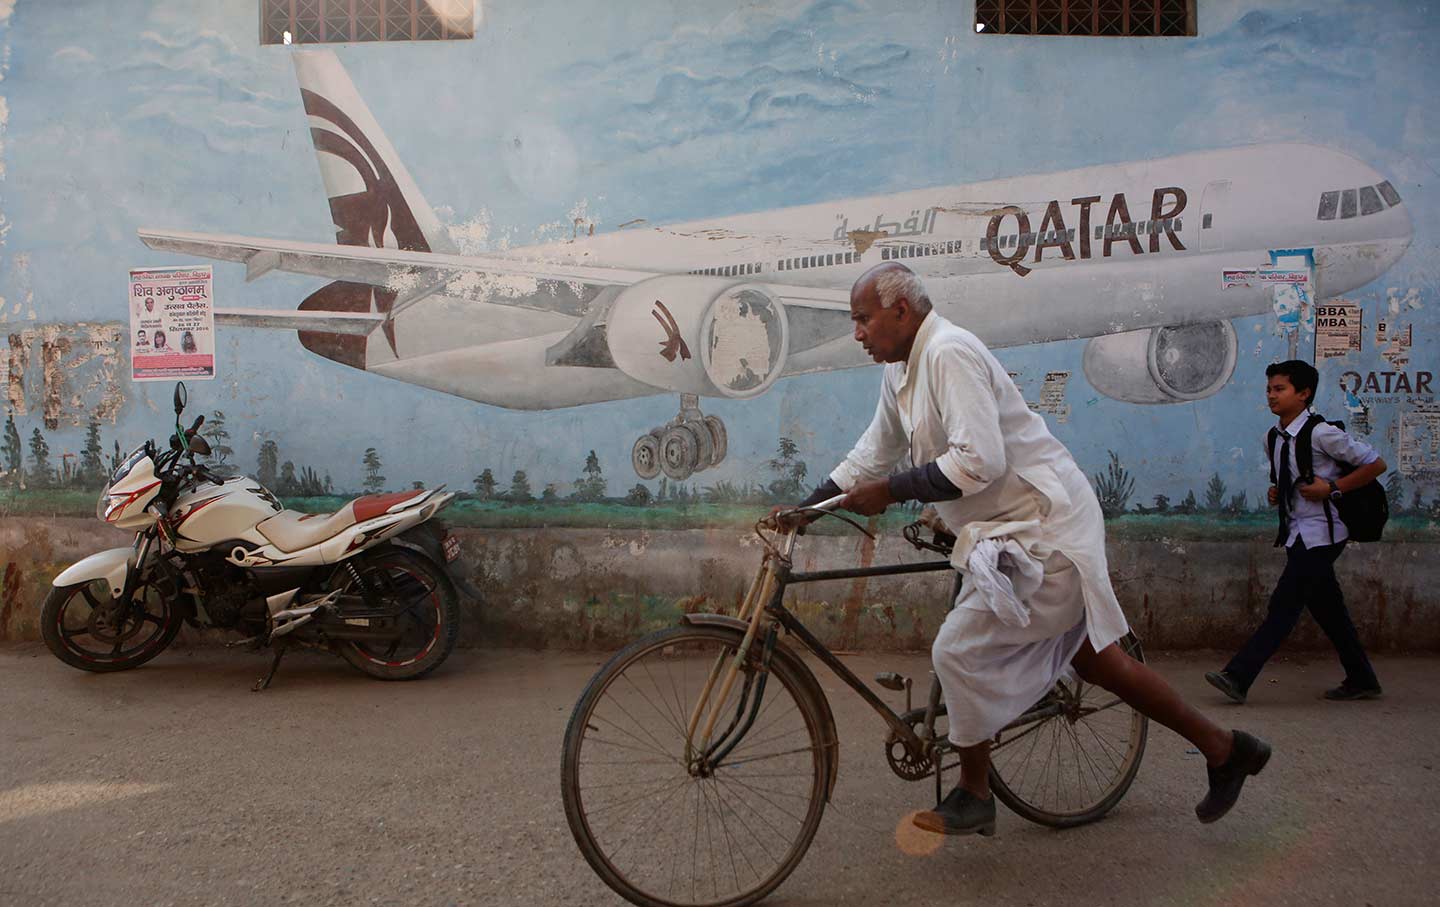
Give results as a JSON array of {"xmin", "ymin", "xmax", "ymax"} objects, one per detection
[
  {"xmin": 188, "ymin": 435, "xmax": 212, "ymax": 457},
  {"xmin": 173, "ymin": 381, "xmax": 188, "ymax": 415}
]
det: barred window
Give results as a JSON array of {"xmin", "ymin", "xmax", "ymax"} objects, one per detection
[
  {"xmin": 261, "ymin": 0, "xmax": 475, "ymax": 46},
  {"xmin": 975, "ymin": 1, "xmax": 1194, "ymax": 37}
]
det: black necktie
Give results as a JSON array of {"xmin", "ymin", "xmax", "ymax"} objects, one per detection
[{"xmin": 1277, "ymin": 433, "xmax": 1294, "ymax": 523}]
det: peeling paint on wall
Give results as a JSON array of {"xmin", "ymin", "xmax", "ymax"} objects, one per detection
[{"xmin": 2, "ymin": 323, "xmax": 125, "ymax": 426}]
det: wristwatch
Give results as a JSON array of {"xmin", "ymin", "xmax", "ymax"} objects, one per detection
[{"xmin": 1327, "ymin": 479, "xmax": 1342, "ymax": 500}]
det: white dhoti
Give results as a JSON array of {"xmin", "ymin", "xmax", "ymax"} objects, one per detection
[
  {"xmin": 932, "ymin": 552, "xmax": 1089, "ymax": 747},
  {"xmin": 824, "ymin": 312, "xmax": 1130, "ymax": 747}
]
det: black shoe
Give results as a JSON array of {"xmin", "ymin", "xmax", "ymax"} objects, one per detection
[
  {"xmin": 1323, "ymin": 682, "xmax": 1383, "ymax": 701},
  {"xmin": 1195, "ymin": 730, "xmax": 1272, "ymax": 824},
  {"xmin": 913, "ymin": 786, "xmax": 997, "ymax": 836},
  {"xmin": 1205, "ymin": 671, "xmax": 1247, "ymax": 704}
]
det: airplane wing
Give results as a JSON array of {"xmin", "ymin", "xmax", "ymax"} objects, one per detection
[
  {"xmin": 139, "ymin": 228, "xmax": 851, "ymax": 314},
  {"xmin": 138, "ymin": 228, "xmax": 660, "ymax": 289}
]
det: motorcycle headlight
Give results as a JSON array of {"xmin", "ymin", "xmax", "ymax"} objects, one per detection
[{"xmin": 96, "ymin": 483, "xmax": 112, "ymax": 521}]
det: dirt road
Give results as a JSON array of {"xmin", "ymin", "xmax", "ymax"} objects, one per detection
[{"xmin": 2, "ymin": 644, "xmax": 1436, "ymax": 906}]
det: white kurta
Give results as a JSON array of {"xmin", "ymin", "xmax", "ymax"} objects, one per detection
[{"xmin": 829, "ymin": 312, "xmax": 1130, "ymax": 746}]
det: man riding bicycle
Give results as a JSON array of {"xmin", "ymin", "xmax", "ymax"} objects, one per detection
[{"xmin": 779, "ymin": 262, "xmax": 1271, "ymax": 835}]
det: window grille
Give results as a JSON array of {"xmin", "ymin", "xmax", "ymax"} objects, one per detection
[
  {"xmin": 975, "ymin": 0, "xmax": 1194, "ymax": 36},
  {"xmin": 261, "ymin": 0, "xmax": 475, "ymax": 45}
]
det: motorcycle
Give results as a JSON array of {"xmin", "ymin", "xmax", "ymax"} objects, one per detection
[{"xmin": 41, "ymin": 382, "xmax": 470, "ymax": 690}]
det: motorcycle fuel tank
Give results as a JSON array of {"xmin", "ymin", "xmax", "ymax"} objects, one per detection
[{"xmin": 171, "ymin": 477, "xmax": 283, "ymax": 551}]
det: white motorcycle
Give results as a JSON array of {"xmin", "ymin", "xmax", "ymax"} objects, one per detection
[{"xmin": 42, "ymin": 382, "xmax": 470, "ymax": 689}]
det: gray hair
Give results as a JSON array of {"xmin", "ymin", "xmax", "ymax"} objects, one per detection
[{"xmin": 872, "ymin": 266, "xmax": 933, "ymax": 314}]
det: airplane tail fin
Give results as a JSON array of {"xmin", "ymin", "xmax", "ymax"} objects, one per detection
[{"xmin": 292, "ymin": 49, "xmax": 457, "ymax": 256}]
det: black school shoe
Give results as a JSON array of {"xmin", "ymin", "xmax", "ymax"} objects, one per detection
[
  {"xmin": 1323, "ymin": 682, "xmax": 1383, "ymax": 701},
  {"xmin": 913, "ymin": 786, "xmax": 997, "ymax": 836},
  {"xmin": 1204, "ymin": 670, "xmax": 1248, "ymax": 704},
  {"xmin": 1195, "ymin": 730, "xmax": 1272, "ymax": 824}
]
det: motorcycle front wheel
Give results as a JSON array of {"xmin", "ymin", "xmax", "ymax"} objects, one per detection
[
  {"xmin": 335, "ymin": 548, "xmax": 460, "ymax": 681},
  {"xmin": 40, "ymin": 575, "xmax": 183, "ymax": 672}
]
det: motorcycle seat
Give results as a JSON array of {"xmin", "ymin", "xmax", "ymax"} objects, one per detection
[{"xmin": 257, "ymin": 490, "xmax": 428, "ymax": 553}]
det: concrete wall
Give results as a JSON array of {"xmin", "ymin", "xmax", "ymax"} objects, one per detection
[{"xmin": 4, "ymin": 518, "xmax": 1436, "ymax": 652}]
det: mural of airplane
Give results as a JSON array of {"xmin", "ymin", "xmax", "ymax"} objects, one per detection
[{"xmin": 139, "ymin": 50, "xmax": 1413, "ymax": 480}]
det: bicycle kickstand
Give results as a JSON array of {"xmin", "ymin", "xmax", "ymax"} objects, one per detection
[{"xmin": 252, "ymin": 641, "xmax": 289, "ymax": 692}]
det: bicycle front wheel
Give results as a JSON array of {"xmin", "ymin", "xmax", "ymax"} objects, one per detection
[
  {"xmin": 561, "ymin": 625, "xmax": 828, "ymax": 907},
  {"xmin": 988, "ymin": 632, "xmax": 1149, "ymax": 828}
]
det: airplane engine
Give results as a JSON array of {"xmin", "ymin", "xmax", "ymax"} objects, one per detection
[
  {"xmin": 1081, "ymin": 320, "xmax": 1237, "ymax": 405},
  {"xmin": 605, "ymin": 275, "xmax": 790, "ymax": 400}
]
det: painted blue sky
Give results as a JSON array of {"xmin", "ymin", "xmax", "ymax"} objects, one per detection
[{"xmin": 0, "ymin": 0, "xmax": 1436, "ymax": 501}]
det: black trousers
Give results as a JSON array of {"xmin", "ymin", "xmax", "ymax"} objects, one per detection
[{"xmin": 1225, "ymin": 537, "xmax": 1379, "ymax": 691}]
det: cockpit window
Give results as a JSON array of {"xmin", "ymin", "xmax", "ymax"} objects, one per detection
[
  {"xmin": 1377, "ymin": 181, "xmax": 1402, "ymax": 206},
  {"xmin": 1317, "ymin": 191, "xmax": 1339, "ymax": 220},
  {"xmin": 1340, "ymin": 189, "xmax": 1358, "ymax": 219},
  {"xmin": 1359, "ymin": 186, "xmax": 1384, "ymax": 215}
]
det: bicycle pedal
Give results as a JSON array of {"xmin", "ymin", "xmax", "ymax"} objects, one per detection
[{"xmin": 875, "ymin": 671, "xmax": 908, "ymax": 692}]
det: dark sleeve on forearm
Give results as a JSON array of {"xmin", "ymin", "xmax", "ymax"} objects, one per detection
[
  {"xmin": 887, "ymin": 460, "xmax": 963, "ymax": 504},
  {"xmin": 799, "ymin": 478, "xmax": 844, "ymax": 507}
]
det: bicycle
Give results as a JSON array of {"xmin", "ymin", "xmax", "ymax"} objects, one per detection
[{"xmin": 561, "ymin": 498, "xmax": 1149, "ymax": 907}]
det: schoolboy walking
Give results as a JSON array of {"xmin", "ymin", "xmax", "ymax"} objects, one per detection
[{"xmin": 1206, "ymin": 360, "xmax": 1387, "ymax": 704}]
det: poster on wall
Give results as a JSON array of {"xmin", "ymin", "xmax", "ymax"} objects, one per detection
[
  {"xmin": 1315, "ymin": 301, "xmax": 1362, "ymax": 360},
  {"xmin": 129, "ymin": 265, "xmax": 215, "ymax": 382}
]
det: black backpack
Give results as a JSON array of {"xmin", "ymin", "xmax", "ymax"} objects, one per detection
[{"xmin": 1267, "ymin": 413, "xmax": 1388, "ymax": 545}]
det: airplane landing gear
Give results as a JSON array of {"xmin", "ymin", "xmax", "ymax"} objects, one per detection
[{"xmin": 631, "ymin": 394, "xmax": 727, "ymax": 481}]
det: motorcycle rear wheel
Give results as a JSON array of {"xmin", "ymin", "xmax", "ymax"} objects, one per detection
[
  {"xmin": 40, "ymin": 576, "xmax": 183, "ymax": 672},
  {"xmin": 335, "ymin": 548, "xmax": 459, "ymax": 681}
]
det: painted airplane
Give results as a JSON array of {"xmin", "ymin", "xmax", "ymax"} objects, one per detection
[{"xmin": 139, "ymin": 50, "xmax": 1413, "ymax": 480}]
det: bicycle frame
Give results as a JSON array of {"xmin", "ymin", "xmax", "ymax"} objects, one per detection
[
  {"xmin": 685, "ymin": 524, "xmax": 952, "ymax": 766},
  {"xmin": 684, "ymin": 520, "xmax": 1084, "ymax": 804}
]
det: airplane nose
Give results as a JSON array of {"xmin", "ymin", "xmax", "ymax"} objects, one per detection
[{"xmin": 1381, "ymin": 201, "xmax": 1414, "ymax": 271}]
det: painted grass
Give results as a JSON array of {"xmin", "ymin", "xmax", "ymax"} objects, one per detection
[{"xmin": 3, "ymin": 487, "xmax": 1438, "ymax": 541}]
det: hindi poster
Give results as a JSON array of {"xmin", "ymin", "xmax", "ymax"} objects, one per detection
[{"xmin": 129, "ymin": 266, "xmax": 215, "ymax": 382}]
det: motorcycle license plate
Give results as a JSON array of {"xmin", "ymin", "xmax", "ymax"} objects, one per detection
[{"xmin": 442, "ymin": 533, "xmax": 461, "ymax": 563}]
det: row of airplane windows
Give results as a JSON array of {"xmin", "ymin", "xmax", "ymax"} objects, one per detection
[
  {"xmin": 689, "ymin": 251, "xmax": 863, "ymax": 277},
  {"xmin": 688, "ymin": 217, "xmax": 1190, "ymax": 275},
  {"xmin": 1317, "ymin": 182, "xmax": 1402, "ymax": 220}
]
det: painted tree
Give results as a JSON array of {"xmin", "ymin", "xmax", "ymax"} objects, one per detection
[
  {"xmin": 1385, "ymin": 472, "xmax": 1404, "ymax": 513},
  {"xmin": 277, "ymin": 461, "xmax": 298, "ymax": 495},
  {"xmin": 1176, "ymin": 490, "xmax": 1199, "ymax": 514},
  {"xmin": 2, "ymin": 413, "xmax": 24, "ymax": 485},
  {"xmin": 766, "ymin": 437, "xmax": 809, "ymax": 501},
  {"xmin": 508, "ymin": 469, "xmax": 533, "ymax": 502},
  {"xmin": 28, "ymin": 427, "xmax": 53, "ymax": 487},
  {"xmin": 362, "ymin": 448, "xmax": 385, "ymax": 494},
  {"xmin": 624, "ymin": 483, "xmax": 652, "ymax": 506},
  {"xmin": 1092, "ymin": 450, "xmax": 1134, "ymax": 519},
  {"xmin": 541, "ymin": 483, "xmax": 559, "ymax": 503},
  {"xmin": 1204, "ymin": 473, "xmax": 1228, "ymax": 512},
  {"xmin": 80, "ymin": 418, "xmax": 107, "ymax": 486},
  {"xmin": 473, "ymin": 468, "xmax": 497, "ymax": 500},
  {"xmin": 299, "ymin": 466, "xmax": 325, "ymax": 496},
  {"xmin": 257, "ymin": 439, "xmax": 280, "ymax": 489},
  {"xmin": 573, "ymin": 449, "xmax": 607, "ymax": 501},
  {"xmin": 323, "ymin": 474, "xmax": 333, "ymax": 495},
  {"xmin": 203, "ymin": 410, "xmax": 235, "ymax": 475}
]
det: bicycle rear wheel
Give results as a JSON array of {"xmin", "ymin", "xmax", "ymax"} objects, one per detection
[
  {"xmin": 988, "ymin": 632, "xmax": 1149, "ymax": 828},
  {"xmin": 561, "ymin": 625, "xmax": 828, "ymax": 907}
]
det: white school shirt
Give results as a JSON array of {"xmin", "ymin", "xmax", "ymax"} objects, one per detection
[
  {"xmin": 1270, "ymin": 409, "xmax": 1381, "ymax": 548},
  {"xmin": 829, "ymin": 312, "xmax": 1130, "ymax": 653}
]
